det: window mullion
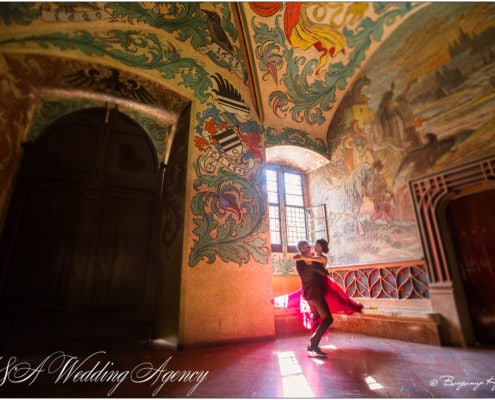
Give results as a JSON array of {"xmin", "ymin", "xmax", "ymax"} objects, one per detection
[{"xmin": 278, "ymin": 170, "xmax": 289, "ymax": 251}]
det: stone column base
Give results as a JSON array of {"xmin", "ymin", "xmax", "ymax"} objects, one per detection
[{"xmin": 428, "ymin": 281, "xmax": 475, "ymax": 347}]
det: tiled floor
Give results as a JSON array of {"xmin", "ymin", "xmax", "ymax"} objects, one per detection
[{"xmin": 2, "ymin": 332, "xmax": 495, "ymax": 398}]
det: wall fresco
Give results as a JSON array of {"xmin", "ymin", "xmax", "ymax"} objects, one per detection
[
  {"xmin": 264, "ymin": 126, "xmax": 327, "ymax": 156},
  {"xmin": 190, "ymin": 100, "xmax": 269, "ymax": 267},
  {"xmin": 0, "ymin": 2, "xmax": 246, "ymax": 101},
  {"xmin": 247, "ymin": 2, "xmax": 418, "ymax": 128},
  {"xmin": 0, "ymin": 3, "xmax": 267, "ymax": 269},
  {"xmin": 271, "ymin": 252, "xmax": 296, "ymax": 275},
  {"xmin": 28, "ymin": 98, "xmax": 172, "ymax": 163},
  {"xmin": 3, "ymin": 2, "xmax": 493, "ymax": 271},
  {"xmin": 310, "ymin": 2, "xmax": 495, "ymax": 266},
  {"xmin": 1, "ymin": 54, "xmax": 180, "ymax": 163}
]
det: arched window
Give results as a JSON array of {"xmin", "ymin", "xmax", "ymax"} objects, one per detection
[{"xmin": 265, "ymin": 165, "xmax": 307, "ymax": 253}]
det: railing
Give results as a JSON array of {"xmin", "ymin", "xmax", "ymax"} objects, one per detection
[{"xmin": 328, "ymin": 259, "xmax": 429, "ymax": 299}]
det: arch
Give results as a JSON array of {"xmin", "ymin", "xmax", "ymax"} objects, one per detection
[
  {"xmin": 409, "ymin": 155, "xmax": 495, "ymax": 284},
  {"xmin": 409, "ymin": 154, "xmax": 495, "ymax": 345},
  {"xmin": 27, "ymin": 100, "xmax": 173, "ymax": 165},
  {"xmin": 266, "ymin": 145, "xmax": 329, "ymax": 173},
  {"xmin": 0, "ymin": 107, "xmax": 163, "ymax": 352}
]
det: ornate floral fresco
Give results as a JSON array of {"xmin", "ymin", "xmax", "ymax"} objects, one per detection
[
  {"xmin": 309, "ymin": 2, "xmax": 495, "ymax": 266},
  {"xmin": 1, "ymin": 2, "xmax": 495, "ymax": 272},
  {"xmin": 1, "ymin": 2, "xmax": 495, "ymax": 348},
  {"xmin": 246, "ymin": 2, "xmax": 495, "ymax": 269},
  {"xmin": 0, "ymin": 2, "xmax": 270, "ymax": 270},
  {"xmin": 244, "ymin": 2, "xmax": 421, "ymax": 132},
  {"xmin": 189, "ymin": 103, "xmax": 269, "ymax": 266}
]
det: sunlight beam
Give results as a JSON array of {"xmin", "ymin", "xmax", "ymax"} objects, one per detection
[
  {"xmin": 276, "ymin": 351, "xmax": 314, "ymax": 397},
  {"xmin": 365, "ymin": 375, "xmax": 384, "ymax": 390}
]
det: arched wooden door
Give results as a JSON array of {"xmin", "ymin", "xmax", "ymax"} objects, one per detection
[
  {"xmin": 0, "ymin": 107, "xmax": 162, "ymax": 352},
  {"xmin": 446, "ymin": 189, "xmax": 495, "ymax": 345}
]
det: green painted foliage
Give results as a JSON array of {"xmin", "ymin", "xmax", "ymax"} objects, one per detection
[
  {"xmin": 0, "ymin": 2, "xmax": 250, "ymax": 102},
  {"xmin": 126, "ymin": 111, "xmax": 170, "ymax": 162},
  {"xmin": 27, "ymin": 99, "xmax": 95, "ymax": 141},
  {"xmin": 265, "ymin": 126, "xmax": 327, "ymax": 155},
  {"xmin": 0, "ymin": 30, "xmax": 212, "ymax": 103},
  {"xmin": 252, "ymin": 3, "xmax": 416, "ymax": 126},
  {"xmin": 272, "ymin": 253, "xmax": 296, "ymax": 275},
  {"xmin": 108, "ymin": 3, "xmax": 210, "ymax": 48},
  {"xmin": 0, "ymin": 3, "xmax": 39, "ymax": 26},
  {"xmin": 189, "ymin": 161, "xmax": 269, "ymax": 267}
]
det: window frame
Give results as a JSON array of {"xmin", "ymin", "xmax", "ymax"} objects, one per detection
[{"xmin": 265, "ymin": 164, "xmax": 307, "ymax": 253}]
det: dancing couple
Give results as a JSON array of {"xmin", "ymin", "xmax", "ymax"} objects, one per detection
[{"xmin": 274, "ymin": 239, "xmax": 363, "ymax": 358}]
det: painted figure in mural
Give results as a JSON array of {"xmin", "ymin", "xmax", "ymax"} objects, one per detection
[
  {"xmin": 273, "ymin": 239, "xmax": 363, "ymax": 357},
  {"xmin": 342, "ymin": 119, "xmax": 374, "ymax": 173},
  {"xmin": 324, "ymin": 163, "xmax": 377, "ymax": 235},
  {"xmin": 372, "ymin": 78, "xmax": 423, "ymax": 151},
  {"xmin": 201, "ymin": 9, "xmax": 234, "ymax": 54},
  {"xmin": 292, "ymin": 239, "xmax": 333, "ymax": 358},
  {"xmin": 373, "ymin": 81, "xmax": 407, "ymax": 145},
  {"xmin": 369, "ymin": 160, "xmax": 395, "ymax": 224}
]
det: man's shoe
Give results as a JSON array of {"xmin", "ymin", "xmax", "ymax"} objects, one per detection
[{"xmin": 307, "ymin": 345, "xmax": 327, "ymax": 358}]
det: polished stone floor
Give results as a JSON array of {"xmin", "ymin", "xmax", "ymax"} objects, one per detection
[{"xmin": 2, "ymin": 331, "xmax": 495, "ymax": 398}]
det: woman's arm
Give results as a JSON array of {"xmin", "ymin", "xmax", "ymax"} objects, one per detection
[{"xmin": 293, "ymin": 253, "xmax": 328, "ymax": 265}]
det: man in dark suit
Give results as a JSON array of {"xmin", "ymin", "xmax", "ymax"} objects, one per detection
[{"xmin": 294, "ymin": 240, "xmax": 333, "ymax": 358}]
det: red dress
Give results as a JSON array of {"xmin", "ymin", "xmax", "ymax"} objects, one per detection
[{"xmin": 273, "ymin": 275, "xmax": 363, "ymax": 331}]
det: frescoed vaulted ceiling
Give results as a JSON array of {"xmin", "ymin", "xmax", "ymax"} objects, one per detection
[
  {"xmin": 2, "ymin": 3, "xmax": 492, "ymax": 167},
  {"xmin": 240, "ymin": 2, "xmax": 425, "ymax": 168},
  {"xmin": 239, "ymin": 2, "xmax": 495, "ymax": 175},
  {"xmin": 1, "ymin": 2, "xmax": 495, "ymax": 241},
  {"xmin": 243, "ymin": 2, "xmax": 417, "ymax": 132},
  {"xmin": 1, "ymin": 2, "xmax": 495, "ymax": 345}
]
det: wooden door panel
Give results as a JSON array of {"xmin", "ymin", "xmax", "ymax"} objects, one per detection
[
  {"xmin": 3, "ymin": 185, "xmax": 82, "ymax": 304},
  {"xmin": 0, "ymin": 108, "xmax": 161, "ymax": 350},
  {"xmin": 447, "ymin": 189, "xmax": 495, "ymax": 345},
  {"xmin": 64, "ymin": 194, "xmax": 101, "ymax": 308},
  {"xmin": 105, "ymin": 129, "xmax": 157, "ymax": 174},
  {"xmin": 88, "ymin": 195, "xmax": 152, "ymax": 308}
]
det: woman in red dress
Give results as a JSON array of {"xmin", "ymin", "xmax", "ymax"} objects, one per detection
[{"xmin": 274, "ymin": 239, "xmax": 363, "ymax": 331}]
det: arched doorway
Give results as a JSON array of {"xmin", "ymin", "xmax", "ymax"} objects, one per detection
[
  {"xmin": 0, "ymin": 107, "xmax": 162, "ymax": 352},
  {"xmin": 446, "ymin": 189, "xmax": 495, "ymax": 345},
  {"xmin": 410, "ymin": 155, "xmax": 495, "ymax": 346}
]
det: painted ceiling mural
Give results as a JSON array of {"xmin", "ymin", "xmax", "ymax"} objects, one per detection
[
  {"xmin": 241, "ymin": 2, "xmax": 422, "ymax": 141},
  {"xmin": 301, "ymin": 2, "xmax": 495, "ymax": 266},
  {"xmin": 0, "ymin": 2, "xmax": 270, "ymax": 269},
  {"xmin": 1, "ymin": 2, "xmax": 495, "ymax": 270},
  {"xmin": 244, "ymin": 2, "xmax": 495, "ymax": 267},
  {"xmin": 0, "ymin": 2, "xmax": 244, "ymax": 100}
]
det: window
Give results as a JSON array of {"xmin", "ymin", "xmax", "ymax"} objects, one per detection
[{"xmin": 265, "ymin": 165, "xmax": 307, "ymax": 252}]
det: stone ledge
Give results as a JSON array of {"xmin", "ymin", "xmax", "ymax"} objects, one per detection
[
  {"xmin": 360, "ymin": 307, "xmax": 442, "ymax": 322},
  {"xmin": 274, "ymin": 307, "xmax": 442, "ymax": 345}
]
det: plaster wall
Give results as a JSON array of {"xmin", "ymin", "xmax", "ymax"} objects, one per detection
[
  {"xmin": 1, "ymin": 2, "xmax": 495, "ymax": 348},
  {"xmin": 0, "ymin": 2, "xmax": 275, "ymax": 347}
]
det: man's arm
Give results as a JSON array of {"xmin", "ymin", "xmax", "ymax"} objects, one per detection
[
  {"xmin": 311, "ymin": 263, "xmax": 329, "ymax": 276},
  {"xmin": 294, "ymin": 253, "xmax": 327, "ymax": 265}
]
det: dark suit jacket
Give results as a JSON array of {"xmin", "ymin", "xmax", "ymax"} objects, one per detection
[{"xmin": 296, "ymin": 260, "xmax": 329, "ymax": 301}]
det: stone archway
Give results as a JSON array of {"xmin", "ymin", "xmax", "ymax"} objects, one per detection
[
  {"xmin": 409, "ymin": 155, "xmax": 495, "ymax": 346},
  {"xmin": 0, "ymin": 107, "xmax": 162, "ymax": 353}
]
